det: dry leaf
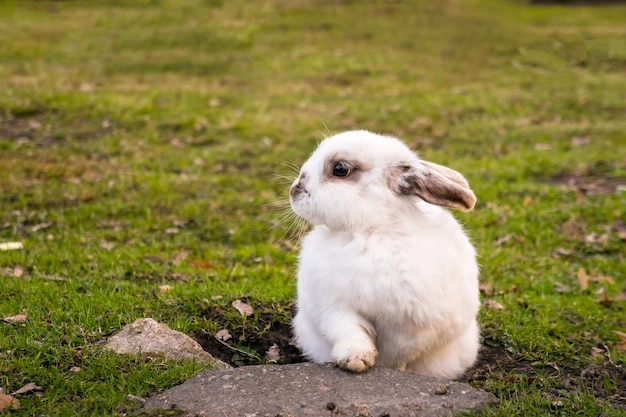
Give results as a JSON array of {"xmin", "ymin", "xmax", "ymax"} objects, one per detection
[
  {"xmin": 577, "ymin": 269, "xmax": 616, "ymax": 289},
  {"xmin": 596, "ymin": 288, "xmax": 612, "ymax": 308},
  {"xmin": 189, "ymin": 259, "xmax": 212, "ymax": 270},
  {"xmin": 172, "ymin": 250, "xmax": 190, "ymax": 265},
  {"xmin": 553, "ymin": 247, "xmax": 575, "ymax": 258},
  {"xmin": 561, "ymin": 219, "xmax": 582, "ymax": 240},
  {"xmin": 12, "ymin": 382, "xmax": 42, "ymax": 395},
  {"xmin": 232, "ymin": 299, "xmax": 254, "ymax": 317},
  {"xmin": 3, "ymin": 314, "xmax": 28, "ymax": 324},
  {"xmin": 0, "ymin": 267, "xmax": 24, "ymax": 278},
  {"xmin": 553, "ymin": 282, "xmax": 572, "ymax": 293},
  {"xmin": 571, "ymin": 136, "xmax": 591, "ymax": 147},
  {"xmin": 159, "ymin": 285, "xmax": 173, "ymax": 293},
  {"xmin": 484, "ymin": 300, "xmax": 504, "ymax": 310},
  {"xmin": 0, "ymin": 242, "xmax": 23, "ymax": 251},
  {"xmin": 479, "ymin": 283, "xmax": 494, "ymax": 296},
  {"xmin": 590, "ymin": 346, "xmax": 605, "ymax": 358},
  {"xmin": 494, "ymin": 233, "xmax": 516, "ymax": 246},
  {"xmin": 100, "ymin": 240, "xmax": 115, "ymax": 251},
  {"xmin": 577, "ymin": 268, "xmax": 589, "ymax": 291},
  {"xmin": 42, "ymin": 275, "xmax": 66, "ymax": 282},
  {"xmin": 594, "ymin": 275, "xmax": 615, "ymax": 285},
  {"xmin": 216, "ymin": 329, "xmax": 232, "ymax": 342},
  {"xmin": 0, "ymin": 393, "xmax": 20, "ymax": 411},
  {"xmin": 265, "ymin": 343, "xmax": 281, "ymax": 362},
  {"xmin": 584, "ymin": 232, "xmax": 608, "ymax": 245},
  {"xmin": 523, "ymin": 196, "xmax": 532, "ymax": 206},
  {"xmin": 30, "ymin": 222, "xmax": 52, "ymax": 233},
  {"xmin": 613, "ymin": 330, "xmax": 626, "ymax": 352}
]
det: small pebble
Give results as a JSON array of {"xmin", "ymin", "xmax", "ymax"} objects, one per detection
[{"xmin": 434, "ymin": 384, "xmax": 449, "ymax": 395}]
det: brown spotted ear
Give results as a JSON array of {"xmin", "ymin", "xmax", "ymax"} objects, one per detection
[{"xmin": 392, "ymin": 160, "xmax": 476, "ymax": 211}]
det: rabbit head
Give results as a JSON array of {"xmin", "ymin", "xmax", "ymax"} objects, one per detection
[{"xmin": 289, "ymin": 130, "xmax": 476, "ymax": 231}]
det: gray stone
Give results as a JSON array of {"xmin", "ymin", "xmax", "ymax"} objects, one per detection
[
  {"xmin": 144, "ymin": 362, "xmax": 496, "ymax": 417},
  {"xmin": 106, "ymin": 318, "xmax": 230, "ymax": 369}
]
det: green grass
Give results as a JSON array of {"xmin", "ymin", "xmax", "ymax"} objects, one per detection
[{"xmin": 1, "ymin": 0, "xmax": 625, "ymax": 415}]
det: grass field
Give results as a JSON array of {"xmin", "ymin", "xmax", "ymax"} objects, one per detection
[{"xmin": 1, "ymin": 0, "xmax": 625, "ymax": 415}]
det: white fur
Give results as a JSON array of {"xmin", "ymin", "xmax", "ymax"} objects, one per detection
[{"xmin": 289, "ymin": 130, "xmax": 480, "ymax": 378}]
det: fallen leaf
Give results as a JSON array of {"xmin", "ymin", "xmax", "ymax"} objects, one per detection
[
  {"xmin": 165, "ymin": 227, "xmax": 179, "ymax": 235},
  {"xmin": 571, "ymin": 136, "xmax": 591, "ymax": 147},
  {"xmin": 0, "ymin": 393, "xmax": 20, "ymax": 411},
  {"xmin": 577, "ymin": 268, "xmax": 589, "ymax": 291},
  {"xmin": 172, "ymin": 250, "xmax": 190, "ymax": 265},
  {"xmin": 29, "ymin": 222, "xmax": 52, "ymax": 233},
  {"xmin": 553, "ymin": 282, "xmax": 572, "ymax": 293},
  {"xmin": 232, "ymin": 299, "xmax": 254, "ymax": 317},
  {"xmin": 100, "ymin": 240, "xmax": 115, "ymax": 251},
  {"xmin": 159, "ymin": 285, "xmax": 173, "ymax": 293},
  {"xmin": 494, "ymin": 233, "xmax": 516, "ymax": 246},
  {"xmin": 0, "ymin": 242, "xmax": 23, "ymax": 251},
  {"xmin": 215, "ymin": 329, "xmax": 232, "ymax": 342},
  {"xmin": 42, "ymin": 275, "xmax": 66, "ymax": 282},
  {"xmin": 613, "ymin": 330, "xmax": 626, "ymax": 352},
  {"xmin": 173, "ymin": 219, "xmax": 195, "ymax": 228},
  {"xmin": 553, "ymin": 247, "xmax": 575, "ymax": 258},
  {"xmin": 189, "ymin": 259, "xmax": 212, "ymax": 270},
  {"xmin": 590, "ymin": 346, "xmax": 605, "ymax": 358},
  {"xmin": 523, "ymin": 196, "xmax": 532, "ymax": 206},
  {"xmin": 126, "ymin": 394, "xmax": 146, "ymax": 404},
  {"xmin": 561, "ymin": 219, "xmax": 582, "ymax": 240},
  {"xmin": 594, "ymin": 275, "xmax": 615, "ymax": 285},
  {"xmin": 584, "ymin": 232, "xmax": 608, "ymax": 245},
  {"xmin": 97, "ymin": 220, "xmax": 125, "ymax": 230},
  {"xmin": 596, "ymin": 288, "xmax": 612, "ymax": 309},
  {"xmin": 265, "ymin": 343, "xmax": 281, "ymax": 362},
  {"xmin": 479, "ymin": 283, "xmax": 494, "ymax": 296},
  {"xmin": 12, "ymin": 382, "xmax": 42, "ymax": 396},
  {"xmin": 3, "ymin": 314, "xmax": 28, "ymax": 324},
  {"xmin": 484, "ymin": 300, "xmax": 505, "ymax": 310},
  {"xmin": 0, "ymin": 267, "xmax": 24, "ymax": 278}
]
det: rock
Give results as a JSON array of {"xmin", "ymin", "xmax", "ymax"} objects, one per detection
[
  {"xmin": 106, "ymin": 318, "xmax": 230, "ymax": 369},
  {"xmin": 144, "ymin": 362, "xmax": 496, "ymax": 417}
]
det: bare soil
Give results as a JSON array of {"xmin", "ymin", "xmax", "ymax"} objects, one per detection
[{"xmin": 195, "ymin": 304, "xmax": 626, "ymax": 409}]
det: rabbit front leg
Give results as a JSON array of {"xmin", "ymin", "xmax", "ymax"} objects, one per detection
[{"xmin": 324, "ymin": 310, "xmax": 378, "ymax": 373}]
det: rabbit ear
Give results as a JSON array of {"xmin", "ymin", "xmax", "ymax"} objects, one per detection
[{"xmin": 393, "ymin": 160, "xmax": 476, "ymax": 211}]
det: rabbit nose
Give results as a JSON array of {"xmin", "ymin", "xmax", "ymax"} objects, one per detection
[{"xmin": 290, "ymin": 173, "xmax": 308, "ymax": 199}]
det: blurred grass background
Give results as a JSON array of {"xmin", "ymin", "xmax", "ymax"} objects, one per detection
[{"xmin": 1, "ymin": 0, "xmax": 625, "ymax": 415}]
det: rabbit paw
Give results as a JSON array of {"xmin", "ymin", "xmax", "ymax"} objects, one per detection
[{"xmin": 332, "ymin": 342, "xmax": 377, "ymax": 373}]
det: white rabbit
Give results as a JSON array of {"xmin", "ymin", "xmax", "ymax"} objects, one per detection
[{"xmin": 289, "ymin": 130, "xmax": 480, "ymax": 379}]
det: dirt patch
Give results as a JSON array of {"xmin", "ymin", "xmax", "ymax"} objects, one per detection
[
  {"xmin": 548, "ymin": 169, "xmax": 626, "ymax": 196},
  {"xmin": 463, "ymin": 345, "xmax": 626, "ymax": 409},
  {"xmin": 195, "ymin": 303, "xmax": 625, "ymax": 409},
  {"xmin": 0, "ymin": 106, "xmax": 113, "ymax": 147},
  {"xmin": 194, "ymin": 301, "xmax": 304, "ymax": 367}
]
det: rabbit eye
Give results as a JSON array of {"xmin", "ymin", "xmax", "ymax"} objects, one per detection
[{"xmin": 332, "ymin": 162, "xmax": 352, "ymax": 177}]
